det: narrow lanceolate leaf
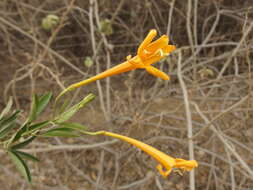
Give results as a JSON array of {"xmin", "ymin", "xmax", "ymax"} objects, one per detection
[
  {"xmin": 14, "ymin": 150, "xmax": 39, "ymax": 162},
  {"xmin": 0, "ymin": 123, "xmax": 16, "ymax": 139},
  {"xmin": 36, "ymin": 92, "xmax": 52, "ymax": 116},
  {"xmin": 57, "ymin": 122, "xmax": 87, "ymax": 131},
  {"xmin": 29, "ymin": 92, "xmax": 52, "ymax": 122},
  {"xmin": 54, "ymin": 93, "xmax": 95, "ymax": 123},
  {"xmin": 41, "ymin": 128, "xmax": 80, "ymax": 137},
  {"xmin": 0, "ymin": 110, "xmax": 20, "ymax": 139},
  {"xmin": 0, "ymin": 98, "xmax": 13, "ymax": 120},
  {"xmin": 23, "ymin": 120, "xmax": 50, "ymax": 136},
  {"xmin": 29, "ymin": 94, "xmax": 39, "ymax": 122},
  {"xmin": 0, "ymin": 110, "xmax": 20, "ymax": 130},
  {"xmin": 11, "ymin": 136, "xmax": 36, "ymax": 150},
  {"xmin": 57, "ymin": 98, "xmax": 71, "ymax": 115},
  {"xmin": 8, "ymin": 150, "xmax": 31, "ymax": 182},
  {"xmin": 11, "ymin": 123, "xmax": 29, "ymax": 143},
  {"xmin": 13, "ymin": 119, "xmax": 49, "ymax": 143}
]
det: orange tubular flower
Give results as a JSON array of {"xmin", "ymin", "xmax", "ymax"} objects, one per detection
[
  {"xmin": 98, "ymin": 131, "xmax": 198, "ymax": 178},
  {"xmin": 59, "ymin": 29, "xmax": 176, "ymax": 97}
]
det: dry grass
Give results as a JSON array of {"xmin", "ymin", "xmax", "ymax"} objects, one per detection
[{"xmin": 0, "ymin": 0, "xmax": 253, "ymax": 189}]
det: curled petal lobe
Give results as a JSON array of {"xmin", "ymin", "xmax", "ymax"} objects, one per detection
[
  {"xmin": 145, "ymin": 66, "xmax": 170, "ymax": 80},
  {"xmin": 156, "ymin": 164, "xmax": 172, "ymax": 178},
  {"xmin": 174, "ymin": 159, "xmax": 198, "ymax": 171},
  {"xmin": 162, "ymin": 45, "xmax": 176, "ymax": 54},
  {"xmin": 137, "ymin": 29, "xmax": 157, "ymax": 57},
  {"xmin": 145, "ymin": 35, "xmax": 169, "ymax": 54}
]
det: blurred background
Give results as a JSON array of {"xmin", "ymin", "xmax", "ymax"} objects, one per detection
[{"xmin": 0, "ymin": 0, "xmax": 253, "ymax": 189}]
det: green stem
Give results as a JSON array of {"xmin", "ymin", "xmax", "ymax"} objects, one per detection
[{"xmin": 55, "ymin": 86, "xmax": 74, "ymax": 106}]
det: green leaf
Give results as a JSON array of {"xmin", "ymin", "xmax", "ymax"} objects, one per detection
[
  {"xmin": 8, "ymin": 150, "xmax": 31, "ymax": 182},
  {"xmin": 23, "ymin": 121, "xmax": 50, "ymax": 135},
  {"xmin": 0, "ymin": 110, "xmax": 20, "ymax": 130},
  {"xmin": 0, "ymin": 110, "xmax": 20, "ymax": 139},
  {"xmin": 0, "ymin": 98, "xmax": 13, "ymax": 120},
  {"xmin": 14, "ymin": 150, "xmax": 39, "ymax": 162},
  {"xmin": 29, "ymin": 94, "xmax": 39, "ymax": 122},
  {"xmin": 55, "ymin": 107, "xmax": 77, "ymax": 123},
  {"xmin": 0, "ymin": 123, "xmax": 16, "ymax": 139},
  {"xmin": 55, "ymin": 93, "xmax": 95, "ymax": 123},
  {"xmin": 37, "ymin": 92, "xmax": 52, "ymax": 116},
  {"xmin": 29, "ymin": 92, "xmax": 52, "ymax": 122},
  {"xmin": 12, "ymin": 120, "xmax": 49, "ymax": 143},
  {"xmin": 11, "ymin": 136, "xmax": 36, "ymax": 150},
  {"xmin": 10, "ymin": 123, "xmax": 29, "ymax": 143},
  {"xmin": 57, "ymin": 98, "xmax": 71, "ymax": 115},
  {"xmin": 58, "ymin": 122, "xmax": 87, "ymax": 131},
  {"xmin": 41, "ymin": 128, "xmax": 80, "ymax": 137}
]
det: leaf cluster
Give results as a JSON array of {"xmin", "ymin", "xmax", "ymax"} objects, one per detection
[{"xmin": 0, "ymin": 93, "xmax": 95, "ymax": 182}]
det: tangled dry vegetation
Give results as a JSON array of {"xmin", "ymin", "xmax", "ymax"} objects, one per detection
[{"xmin": 0, "ymin": 0, "xmax": 253, "ymax": 189}]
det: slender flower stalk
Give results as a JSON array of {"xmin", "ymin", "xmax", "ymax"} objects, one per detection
[
  {"xmin": 85, "ymin": 130, "xmax": 198, "ymax": 178},
  {"xmin": 57, "ymin": 29, "xmax": 176, "ymax": 100}
]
